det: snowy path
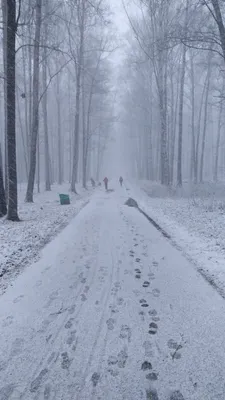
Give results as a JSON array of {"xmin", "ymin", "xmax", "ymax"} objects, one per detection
[{"xmin": 1, "ymin": 187, "xmax": 225, "ymax": 400}]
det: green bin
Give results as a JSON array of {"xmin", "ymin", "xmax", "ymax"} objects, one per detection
[{"xmin": 59, "ymin": 194, "xmax": 70, "ymax": 205}]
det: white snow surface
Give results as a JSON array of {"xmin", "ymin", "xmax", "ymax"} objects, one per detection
[
  {"xmin": 0, "ymin": 183, "xmax": 92, "ymax": 294},
  {"xmin": 132, "ymin": 180, "xmax": 225, "ymax": 298},
  {"xmin": 0, "ymin": 184, "xmax": 225, "ymax": 399}
]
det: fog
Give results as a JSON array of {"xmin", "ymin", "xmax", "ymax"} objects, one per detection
[{"xmin": 1, "ymin": 0, "xmax": 225, "ymax": 219}]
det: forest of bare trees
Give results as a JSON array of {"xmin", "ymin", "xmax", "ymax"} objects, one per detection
[
  {"xmin": 121, "ymin": 0, "xmax": 225, "ymax": 186},
  {"xmin": 2, "ymin": 0, "xmax": 225, "ymax": 221},
  {"xmin": 0, "ymin": 0, "xmax": 115, "ymax": 220}
]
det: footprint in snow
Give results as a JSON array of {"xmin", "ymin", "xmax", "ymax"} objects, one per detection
[
  {"xmin": 117, "ymin": 297, "xmax": 124, "ymax": 306},
  {"xmin": 136, "ymin": 258, "xmax": 141, "ymax": 263},
  {"xmin": 119, "ymin": 325, "xmax": 131, "ymax": 342},
  {"xmin": 135, "ymin": 268, "xmax": 141, "ymax": 275},
  {"xmin": 84, "ymin": 286, "xmax": 89, "ymax": 293},
  {"xmin": 167, "ymin": 339, "xmax": 179, "ymax": 349},
  {"xmin": 152, "ymin": 261, "xmax": 158, "ymax": 267},
  {"xmin": 65, "ymin": 318, "xmax": 74, "ymax": 329},
  {"xmin": 109, "ymin": 304, "xmax": 119, "ymax": 314},
  {"xmin": 152, "ymin": 289, "xmax": 160, "ymax": 297},
  {"xmin": 140, "ymin": 299, "xmax": 149, "ymax": 307},
  {"xmin": 141, "ymin": 361, "xmax": 152, "ymax": 371},
  {"xmin": 152, "ymin": 316, "xmax": 160, "ymax": 322},
  {"xmin": 91, "ymin": 372, "xmax": 100, "ymax": 387},
  {"xmin": 146, "ymin": 372, "xmax": 158, "ymax": 381},
  {"xmin": 13, "ymin": 295, "xmax": 24, "ymax": 304},
  {"xmin": 108, "ymin": 355, "xmax": 118, "ymax": 366},
  {"xmin": 146, "ymin": 388, "xmax": 159, "ymax": 400},
  {"xmin": 139, "ymin": 311, "xmax": 145, "ymax": 321},
  {"xmin": 148, "ymin": 272, "xmax": 155, "ymax": 280},
  {"xmin": 149, "ymin": 322, "xmax": 158, "ymax": 335},
  {"xmin": 117, "ymin": 346, "xmax": 128, "ymax": 368},
  {"xmin": 2, "ymin": 315, "xmax": 14, "ymax": 327},
  {"xmin": 169, "ymin": 391, "xmax": 185, "ymax": 400},
  {"xmin": 143, "ymin": 341, "xmax": 153, "ymax": 357},
  {"xmin": 167, "ymin": 339, "xmax": 182, "ymax": 359},
  {"xmin": 148, "ymin": 309, "xmax": 157, "ymax": 316},
  {"xmin": 81, "ymin": 294, "xmax": 87, "ymax": 302},
  {"xmin": 68, "ymin": 305, "xmax": 76, "ymax": 314},
  {"xmin": 61, "ymin": 352, "xmax": 72, "ymax": 369},
  {"xmin": 106, "ymin": 318, "xmax": 115, "ymax": 330},
  {"xmin": 135, "ymin": 274, "xmax": 141, "ymax": 279},
  {"xmin": 67, "ymin": 330, "xmax": 76, "ymax": 346},
  {"xmin": 143, "ymin": 281, "xmax": 150, "ymax": 288}
]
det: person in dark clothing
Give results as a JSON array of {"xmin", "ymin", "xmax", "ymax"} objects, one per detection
[
  {"xmin": 119, "ymin": 176, "xmax": 123, "ymax": 186},
  {"xmin": 91, "ymin": 178, "xmax": 95, "ymax": 188},
  {"xmin": 103, "ymin": 177, "xmax": 108, "ymax": 190}
]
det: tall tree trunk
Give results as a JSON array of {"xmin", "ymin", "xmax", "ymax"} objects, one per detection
[
  {"xmin": 213, "ymin": 90, "xmax": 223, "ymax": 182},
  {"xmin": 2, "ymin": 0, "xmax": 8, "ymax": 200},
  {"xmin": 0, "ymin": 143, "xmax": 7, "ymax": 217},
  {"xmin": 177, "ymin": 44, "xmax": 187, "ymax": 186},
  {"xmin": 71, "ymin": 2, "xmax": 85, "ymax": 192},
  {"xmin": 42, "ymin": 23, "xmax": 51, "ymax": 191},
  {"xmin": 56, "ymin": 72, "xmax": 63, "ymax": 185},
  {"xmin": 190, "ymin": 52, "xmax": 196, "ymax": 181},
  {"xmin": 159, "ymin": 89, "xmax": 169, "ymax": 185},
  {"xmin": 199, "ymin": 55, "xmax": 212, "ymax": 183},
  {"xmin": 6, "ymin": 0, "xmax": 19, "ymax": 220},
  {"xmin": 26, "ymin": 0, "xmax": 42, "ymax": 202},
  {"xmin": 22, "ymin": 40, "xmax": 29, "ymax": 161},
  {"xmin": 17, "ymin": 89, "xmax": 28, "ymax": 178},
  {"xmin": 195, "ymin": 76, "xmax": 207, "ymax": 183},
  {"xmin": 36, "ymin": 132, "xmax": 40, "ymax": 193},
  {"xmin": 82, "ymin": 79, "xmax": 87, "ymax": 188}
]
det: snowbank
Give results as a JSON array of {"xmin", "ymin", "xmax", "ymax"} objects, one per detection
[
  {"xmin": 0, "ymin": 183, "xmax": 94, "ymax": 294},
  {"xmin": 132, "ymin": 181, "xmax": 225, "ymax": 297}
]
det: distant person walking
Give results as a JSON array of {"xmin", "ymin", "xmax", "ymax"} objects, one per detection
[
  {"xmin": 103, "ymin": 177, "xmax": 108, "ymax": 190},
  {"xmin": 119, "ymin": 176, "xmax": 123, "ymax": 186},
  {"xmin": 91, "ymin": 178, "xmax": 95, "ymax": 188}
]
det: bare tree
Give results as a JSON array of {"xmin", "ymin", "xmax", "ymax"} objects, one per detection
[
  {"xmin": 26, "ymin": 0, "xmax": 42, "ymax": 202},
  {"xmin": 0, "ymin": 143, "xmax": 7, "ymax": 217},
  {"xmin": 6, "ymin": 0, "xmax": 20, "ymax": 220}
]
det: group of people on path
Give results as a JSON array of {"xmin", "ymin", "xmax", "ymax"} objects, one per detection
[
  {"xmin": 103, "ymin": 176, "xmax": 123, "ymax": 190},
  {"xmin": 90, "ymin": 176, "xmax": 124, "ymax": 190}
]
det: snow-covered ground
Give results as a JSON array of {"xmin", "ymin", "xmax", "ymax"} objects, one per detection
[
  {"xmin": 132, "ymin": 180, "xmax": 225, "ymax": 297},
  {"xmin": 0, "ymin": 186, "xmax": 225, "ymax": 399},
  {"xmin": 0, "ymin": 183, "xmax": 94, "ymax": 294}
]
